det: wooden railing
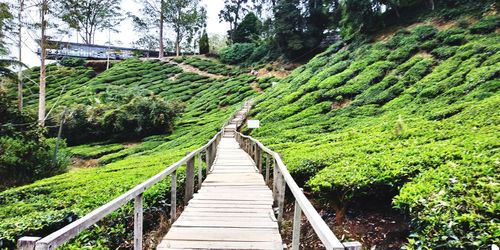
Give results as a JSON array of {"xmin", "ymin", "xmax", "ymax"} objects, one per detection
[
  {"xmin": 16, "ymin": 109, "xmax": 243, "ymax": 250},
  {"xmin": 235, "ymin": 132, "xmax": 361, "ymax": 250}
]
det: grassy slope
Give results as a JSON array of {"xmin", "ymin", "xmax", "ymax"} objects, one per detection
[
  {"xmin": 0, "ymin": 59, "xmax": 267, "ymax": 248},
  {"xmin": 249, "ymin": 19, "xmax": 499, "ymax": 248}
]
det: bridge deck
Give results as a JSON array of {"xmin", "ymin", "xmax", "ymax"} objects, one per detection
[{"xmin": 157, "ymin": 134, "xmax": 283, "ymax": 249}]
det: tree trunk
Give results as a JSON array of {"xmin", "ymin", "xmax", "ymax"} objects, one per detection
[
  {"xmin": 38, "ymin": 0, "xmax": 47, "ymax": 126},
  {"xmin": 17, "ymin": 0, "xmax": 24, "ymax": 111},
  {"xmin": 428, "ymin": 0, "xmax": 434, "ymax": 10},
  {"xmin": 175, "ymin": 32, "xmax": 180, "ymax": 57},
  {"xmin": 159, "ymin": 0, "xmax": 164, "ymax": 58}
]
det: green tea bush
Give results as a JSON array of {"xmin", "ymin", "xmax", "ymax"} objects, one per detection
[
  {"xmin": 470, "ymin": 16, "xmax": 499, "ymax": 34},
  {"xmin": 248, "ymin": 23, "xmax": 499, "ymax": 249}
]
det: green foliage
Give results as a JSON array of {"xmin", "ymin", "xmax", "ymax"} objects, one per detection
[
  {"xmin": 219, "ymin": 43, "xmax": 256, "ymax": 65},
  {"xmin": 60, "ymin": 96, "xmax": 184, "ymax": 144},
  {"xmin": 0, "ymin": 90, "xmax": 69, "ymax": 191},
  {"xmin": 248, "ymin": 21, "xmax": 499, "ymax": 249},
  {"xmin": 0, "ymin": 58, "xmax": 260, "ymax": 248},
  {"xmin": 199, "ymin": 30, "xmax": 209, "ymax": 54},
  {"xmin": 233, "ymin": 12, "xmax": 262, "ymax": 43},
  {"xmin": 174, "ymin": 56, "xmax": 245, "ymax": 76},
  {"xmin": 59, "ymin": 57, "xmax": 86, "ymax": 67},
  {"xmin": 470, "ymin": 16, "xmax": 499, "ymax": 34}
]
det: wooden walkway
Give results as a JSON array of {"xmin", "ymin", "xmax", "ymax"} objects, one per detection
[{"xmin": 157, "ymin": 112, "xmax": 283, "ymax": 249}]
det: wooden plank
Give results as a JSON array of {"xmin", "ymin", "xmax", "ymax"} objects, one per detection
[
  {"xmin": 164, "ymin": 227, "xmax": 281, "ymax": 242},
  {"xmin": 157, "ymin": 240, "xmax": 282, "ymax": 250},
  {"xmin": 173, "ymin": 220, "xmax": 278, "ymax": 229}
]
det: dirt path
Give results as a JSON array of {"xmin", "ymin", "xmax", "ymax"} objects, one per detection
[{"xmin": 162, "ymin": 58, "xmax": 225, "ymax": 79}]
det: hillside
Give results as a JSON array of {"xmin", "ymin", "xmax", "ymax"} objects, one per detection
[
  {"xmin": 248, "ymin": 16, "xmax": 499, "ymax": 248},
  {"xmin": 0, "ymin": 14, "xmax": 498, "ymax": 250},
  {"xmin": 0, "ymin": 59, "xmax": 276, "ymax": 248}
]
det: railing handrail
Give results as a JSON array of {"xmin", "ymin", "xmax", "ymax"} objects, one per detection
[{"xmin": 235, "ymin": 132, "xmax": 345, "ymax": 250}]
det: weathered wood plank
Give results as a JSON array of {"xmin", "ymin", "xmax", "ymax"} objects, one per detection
[{"xmin": 157, "ymin": 240, "xmax": 283, "ymax": 250}]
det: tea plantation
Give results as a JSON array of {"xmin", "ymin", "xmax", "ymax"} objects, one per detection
[
  {"xmin": 249, "ymin": 17, "xmax": 499, "ymax": 249},
  {"xmin": 0, "ymin": 59, "xmax": 269, "ymax": 248},
  {"xmin": 1, "ymin": 16, "xmax": 498, "ymax": 250}
]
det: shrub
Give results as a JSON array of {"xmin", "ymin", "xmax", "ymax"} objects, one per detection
[
  {"xmin": 219, "ymin": 43, "xmax": 256, "ymax": 65},
  {"xmin": 412, "ymin": 25, "xmax": 438, "ymax": 41},
  {"xmin": 61, "ymin": 96, "xmax": 185, "ymax": 144},
  {"xmin": 59, "ymin": 57, "xmax": 86, "ymax": 67},
  {"xmin": 470, "ymin": 16, "xmax": 499, "ymax": 34},
  {"xmin": 0, "ymin": 90, "xmax": 69, "ymax": 190}
]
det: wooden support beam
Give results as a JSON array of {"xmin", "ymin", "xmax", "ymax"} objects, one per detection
[
  {"xmin": 184, "ymin": 157, "xmax": 195, "ymax": 203},
  {"xmin": 170, "ymin": 170, "xmax": 177, "ymax": 223},
  {"xmin": 272, "ymin": 160, "xmax": 278, "ymax": 206},
  {"xmin": 17, "ymin": 237, "xmax": 40, "ymax": 250},
  {"xmin": 255, "ymin": 146, "xmax": 261, "ymax": 173},
  {"xmin": 265, "ymin": 155, "xmax": 270, "ymax": 185},
  {"xmin": 134, "ymin": 194, "xmax": 143, "ymax": 250},
  {"xmin": 292, "ymin": 199, "xmax": 302, "ymax": 250},
  {"xmin": 277, "ymin": 173, "xmax": 286, "ymax": 223},
  {"xmin": 206, "ymin": 148, "xmax": 211, "ymax": 172},
  {"xmin": 197, "ymin": 153, "xmax": 203, "ymax": 190}
]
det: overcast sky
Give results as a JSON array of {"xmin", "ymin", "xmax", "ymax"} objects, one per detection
[{"xmin": 10, "ymin": 0, "xmax": 229, "ymax": 67}]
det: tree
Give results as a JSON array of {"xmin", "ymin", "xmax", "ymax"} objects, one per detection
[
  {"xmin": 164, "ymin": 0, "xmax": 206, "ymax": 56},
  {"xmin": 233, "ymin": 12, "xmax": 262, "ymax": 43},
  {"xmin": 199, "ymin": 29, "xmax": 209, "ymax": 54},
  {"xmin": 56, "ymin": 0, "xmax": 122, "ymax": 44},
  {"xmin": 208, "ymin": 33, "xmax": 228, "ymax": 54},
  {"xmin": 38, "ymin": 0, "xmax": 48, "ymax": 125},
  {"xmin": 218, "ymin": 0, "xmax": 249, "ymax": 42},
  {"xmin": 134, "ymin": 0, "xmax": 166, "ymax": 58}
]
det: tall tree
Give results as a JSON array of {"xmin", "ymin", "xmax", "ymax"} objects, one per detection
[
  {"xmin": 16, "ymin": 0, "xmax": 24, "ymax": 111},
  {"xmin": 164, "ymin": 0, "xmax": 206, "ymax": 56},
  {"xmin": 57, "ymin": 0, "xmax": 122, "ymax": 44},
  {"xmin": 218, "ymin": 0, "xmax": 249, "ymax": 42},
  {"xmin": 233, "ymin": 12, "xmax": 262, "ymax": 43},
  {"xmin": 199, "ymin": 29, "xmax": 209, "ymax": 54},
  {"xmin": 134, "ymin": 0, "xmax": 166, "ymax": 58},
  {"xmin": 38, "ymin": 0, "xmax": 48, "ymax": 125}
]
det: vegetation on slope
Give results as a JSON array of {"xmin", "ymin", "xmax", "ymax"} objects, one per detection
[
  {"xmin": 248, "ymin": 16, "xmax": 499, "ymax": 248},
  {"xmin": 0, "ymin": 58, "xmax": 271, "ymax": 248}
]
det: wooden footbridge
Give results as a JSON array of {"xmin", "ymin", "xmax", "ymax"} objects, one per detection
[{"xmin": 18, "ymin": 103, "xmax": 360, "ymax": 250}]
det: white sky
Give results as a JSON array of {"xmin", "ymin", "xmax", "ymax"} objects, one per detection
[{"xmin": 8, "ymin": 0, "xmax": 229, "ymax": 67}]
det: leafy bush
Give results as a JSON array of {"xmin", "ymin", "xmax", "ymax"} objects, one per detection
[
  {"xmin": 0, "ymin": 90, "xmax": 69, "ymax": 190},
  {"xmin": 59, "ymin": 57, "xmax": 86, "ymax": 67},
  {"xmin": 470, "ymin": 16, "xmax": 499, "ymax": 34},
  {"xmin": 219, "ymin": 43, "xmax": 256, "ymax": 65},
  {"xmin": 61, "ymin": 96, "xmax": 185, "ymax": 144}
]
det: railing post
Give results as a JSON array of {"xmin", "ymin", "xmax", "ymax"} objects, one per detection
[
  {"xmin": 255, "ymin": 146, "xmax": 261, "ymax": 173},
  {"xmin": 205, "ymin": 148, "xmax": 211, "ymax": 172},
  {"xmin": 17, "ymin": 237, "xmax": 40, "ymax": 250},
  {"xmin": 197, "ymin": 153, "xmax": 203, "ymax": 190},
  {"xmin": 272, "ymin": 160, "xmax": 278, "ymax": 206},
  {"xmin": 134, "ymin": 193, "xmax": 143, "ymax": 250},
  {"xmin": 292, "ymin": 198, "xmax": 302, "ymax": 250},
  {"xmin": 265, "ymin": 154, "xmax": 270, "ymax": 185},
  {"xmin": 170, "ymin": 170, "xmax": 177, "ymax": 223},
  {"xmin": 184, "ymin": 157, "xmax": 195, "ymax": 203},
  {"xmin": 277, "ymin": 172, "xmax": 286, "ymax": 223}
]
